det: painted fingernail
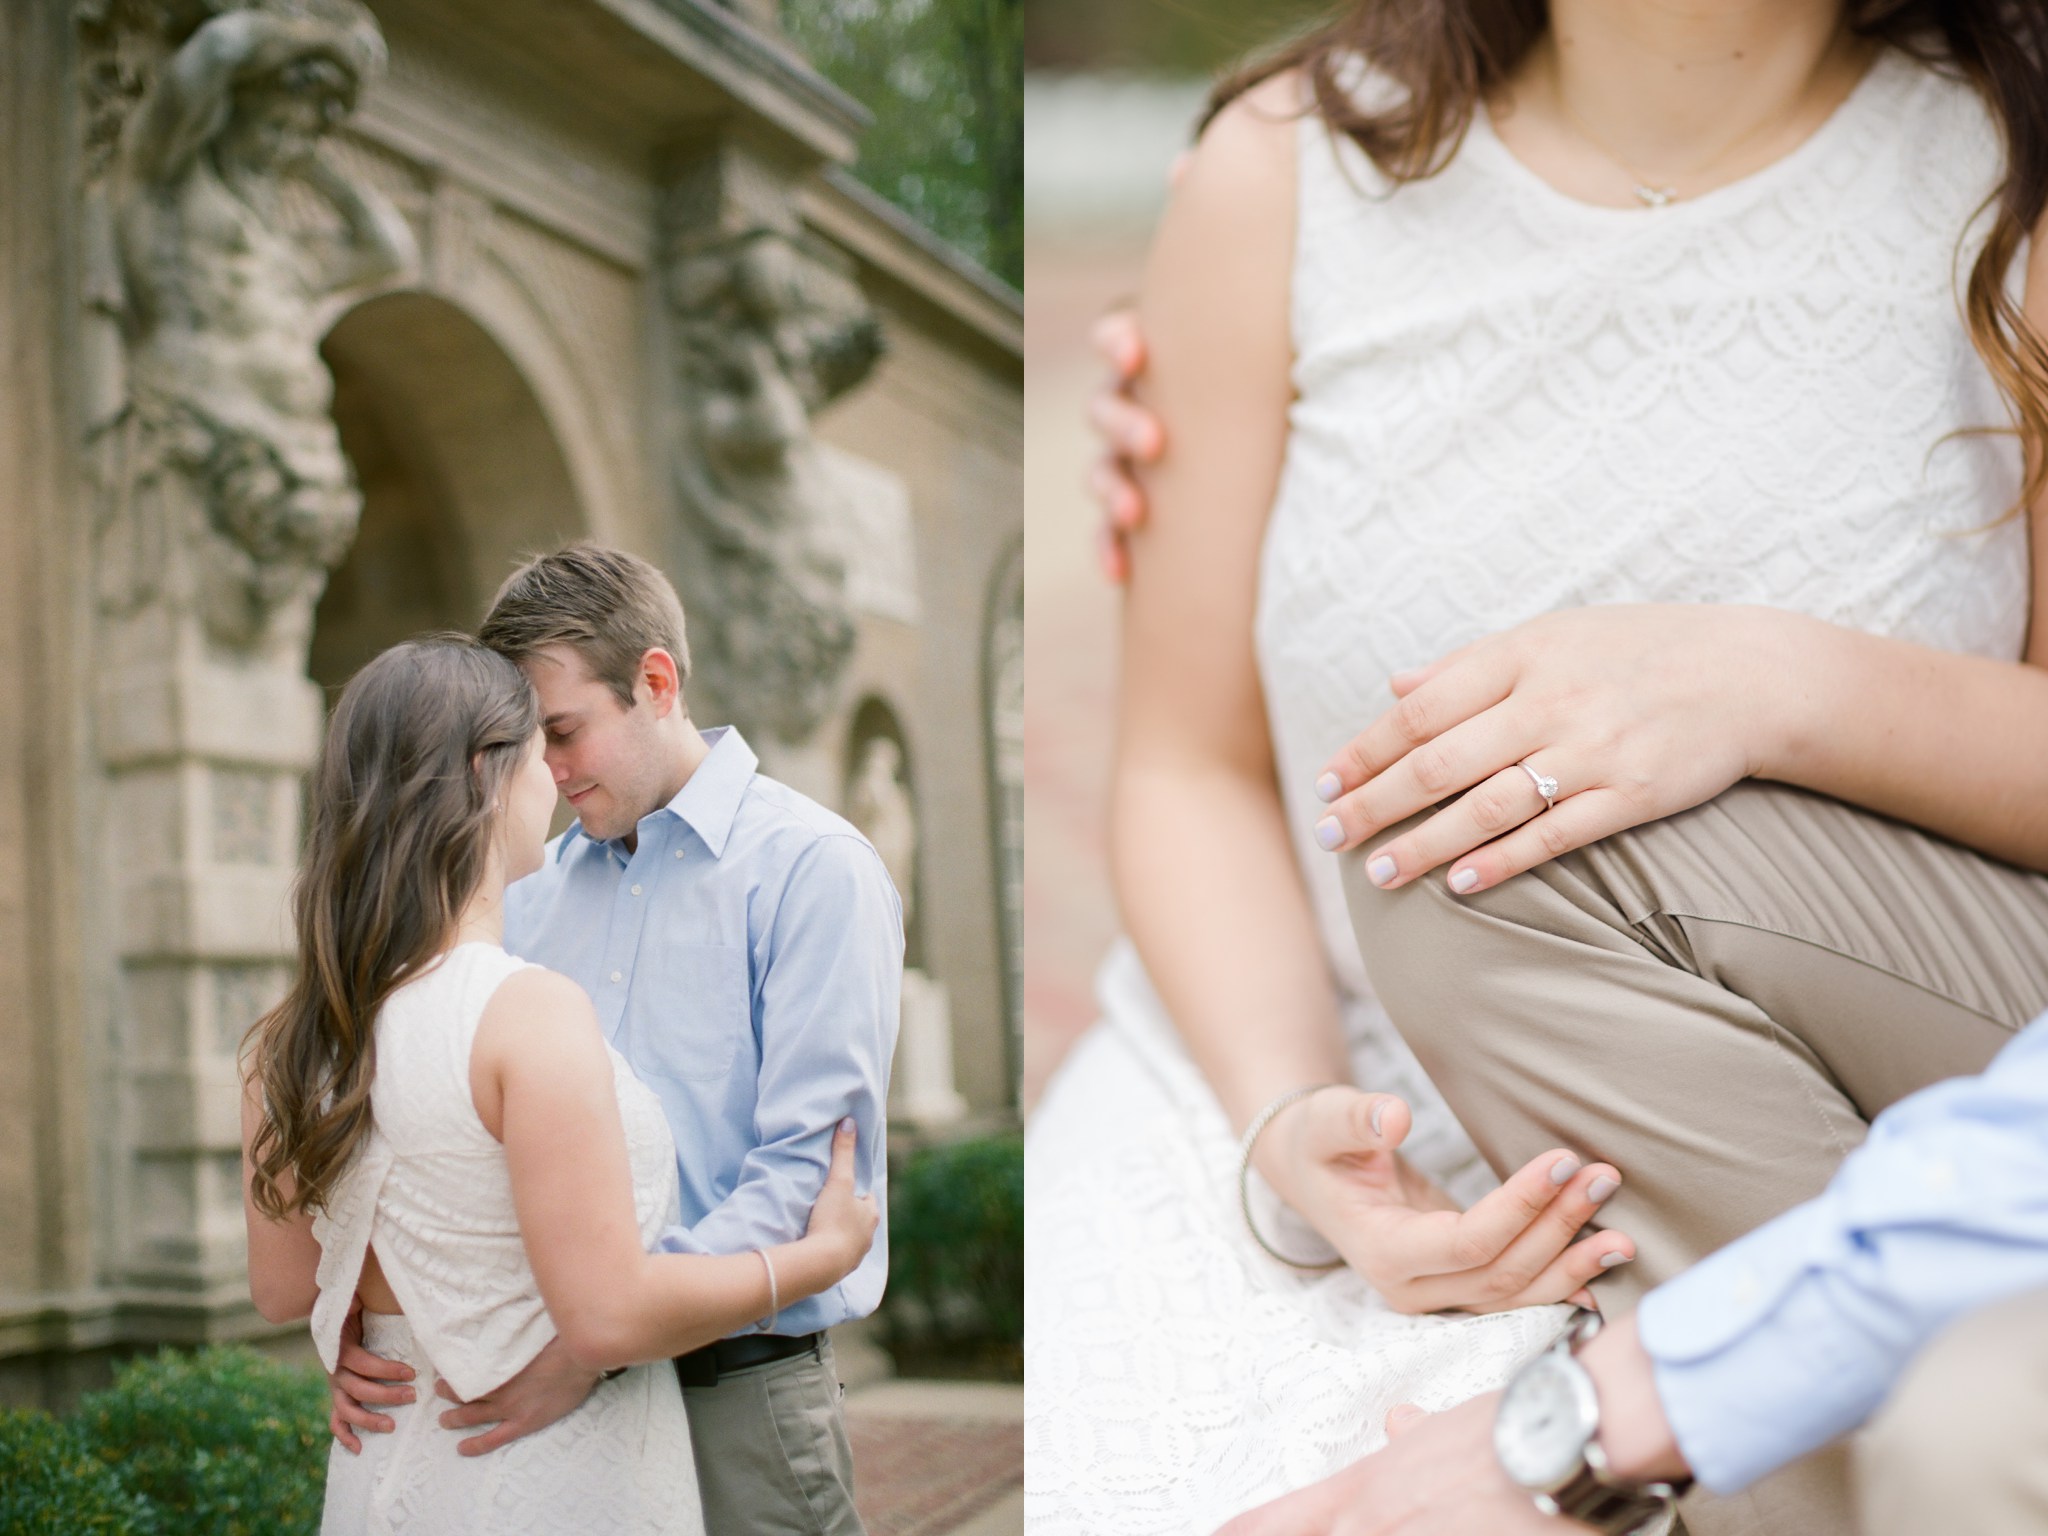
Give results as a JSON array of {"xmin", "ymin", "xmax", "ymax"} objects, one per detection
[
  {"xmin": 1315, "ymin": 817, "xmax": 1344, "ymax": 851},
  {"xmin": 839, "ymin": 1117, "xmax": 856, "ymax": 1133},
  {"xmin": 1599, "ymin": 1252, "xmax": 1633, "ymax": 1269},
  {"xmin": 1449, "ymin": 867, "xmax": 1480, "ymax": 894},
  {"xmin": 1370, "ymin": 1099, "xmax": 1387, "ymax": 1136},
  {"xmin": 1549, "ymin": 1155, "xmax": 1581, "ymax": 1186},
  {"xmin": 1367, "ymin": 855, "xmax": 1397, "ymax": 887},
  {"xmin": 1315, "ymin": 772, "xmax": 1342, "ymax": 803},
  {"xmin": 1588, "ymin": 1176, "xmax": 1618, "ymax": 1203}
]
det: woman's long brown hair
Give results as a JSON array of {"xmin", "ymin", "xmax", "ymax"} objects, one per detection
[
  {"xmin": 1210, "ymin": 1, "xmax": 2048, "ymax": 511},
  {"xmin": 245, "ymin": 635, "xmax": 539, "ymax": 1219}
]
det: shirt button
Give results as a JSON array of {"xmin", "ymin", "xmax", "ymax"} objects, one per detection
[
  {"xmin": 631, "ymin": 884, "xmax": 643, "ymax": 896},
  {"xmin": 610, "ymin": 970, "xmax": 623, "ymax": 984},
  {"xmin": 674, "ymin": 849, "xmax": 685, "ymax": 859}
]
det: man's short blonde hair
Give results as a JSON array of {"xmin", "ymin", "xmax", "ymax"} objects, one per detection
[{"xmin": 479, "ymin": 542, "xmax": 690, "ymax": 710}]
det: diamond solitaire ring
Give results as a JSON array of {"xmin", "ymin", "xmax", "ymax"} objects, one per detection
[{"xmin": 1518, "ymin": 760, "xmax": 1558, "ymax": 812}]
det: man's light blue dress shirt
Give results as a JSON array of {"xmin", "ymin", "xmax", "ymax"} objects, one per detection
[
  {"xmin": 503, "ymin": 726, "xmax": 902, "ymax": 1336},
  {"xmin": 1638, "ymin": 1008, "xmax": 2048, "ymax": 1492}
]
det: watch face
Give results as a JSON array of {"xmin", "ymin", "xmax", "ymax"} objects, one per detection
[{"xmin": 1494, "ymin": 1353, "xmax": 1601, "ymax": 1492}]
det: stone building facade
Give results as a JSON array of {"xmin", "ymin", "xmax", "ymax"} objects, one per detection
[{"xmin": 0, "ymin": 0, "xmax": 1022, "ymax": 1400}]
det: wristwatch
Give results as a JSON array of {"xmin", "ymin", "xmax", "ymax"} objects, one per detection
[{"xmin": 1492, "ymin": 1309, "xmax": 1684, "ymax": 1536}]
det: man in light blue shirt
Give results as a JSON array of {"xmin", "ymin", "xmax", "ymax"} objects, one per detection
[
  {"xmin": 1219, "ymin": 1013, "xmax": 2048, "ymax": 1536},
  {"xmin": 332, "ymin": 543, "xmax": 900, "ymax": 1535},
  {"xmin": 503, "ymin": 723, "xmax": 897, "ymax": 1336}
]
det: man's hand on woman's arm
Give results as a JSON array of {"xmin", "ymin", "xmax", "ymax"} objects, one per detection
[{"xmin": 1088, "ymin": 308, "xmax": 1161, "ymax": 584}]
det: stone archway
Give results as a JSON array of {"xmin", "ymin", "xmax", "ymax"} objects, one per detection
[{"xmin": 310, "ymin": 290, "xmax": 594, "ymax": 693}]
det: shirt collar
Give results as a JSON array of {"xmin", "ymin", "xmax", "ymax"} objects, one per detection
[
  {"xmin": 555, "ymin": 725, "xmax": 758, "ymax": 865},
  {"xmin": 663, "ymin": 725, "xmax": 755, "ymax": 859}
]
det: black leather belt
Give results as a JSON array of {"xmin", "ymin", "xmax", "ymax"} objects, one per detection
[{"xmin": 673, "ymin": 1330, "xmax": 822, "ymax": 1389}]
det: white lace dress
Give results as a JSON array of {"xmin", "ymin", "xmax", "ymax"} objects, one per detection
[
  {"xmin": 312, "ymin": 943, "xmax": 703, "ymax": 1536},
  {"xmin": 1025, "ymin": 47, "xmax": 2030, "ymax": 1535}
]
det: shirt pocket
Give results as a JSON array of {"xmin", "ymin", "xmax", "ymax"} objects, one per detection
[{"xmin": 637, "ymin": 942, "xmax": 751, "ymax": 1082}]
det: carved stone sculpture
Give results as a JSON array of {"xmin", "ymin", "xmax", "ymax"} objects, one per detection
[
  {"xmin": 666, "ymin": 227, "xmax": 883, "ymax": 742},
  {"xmin": 77, "ymin": 0, "xmax": 413, "ymax": 1298},
  {"xmin": 99, "ymin": 0, "xmax": 413, "ymax": 655},
  {"xmin": 847, "ymin": 731, "xmax": 918, "ymax": 946}
]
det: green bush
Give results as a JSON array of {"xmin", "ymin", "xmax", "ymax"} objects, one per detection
[
  {"xmin": 0, "ymin": 1407, "xmax": 156, "ymax": 1536},
  {"xmin": 882, "ymin": 1132, "xmax": 1023, "ymax": 1372},
  {"xmin": 74, "ymin": 1345, "xmax": 330, "ymax": 1536}
]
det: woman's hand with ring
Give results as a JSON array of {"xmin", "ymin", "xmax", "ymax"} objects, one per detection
[
  {"xmin": 1263, "ymin": 1086, "xmax": 1633, "ymax": 1313},
  {"xmin": 1311, "ymin": 604, "xmax": 1794, "ymax": 895}
]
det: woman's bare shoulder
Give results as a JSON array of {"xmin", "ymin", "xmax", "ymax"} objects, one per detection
[
  {"xmin": 1178, "ymin": 70, "xmax": 1306, "ymax": 208},
  {"xmin": 478, "ymin": 965, "xmax": 603, "ymax": 1055},
  {"xmin": 1145, "ymin": 69, "xmax": 1304, "ymax": 325}
]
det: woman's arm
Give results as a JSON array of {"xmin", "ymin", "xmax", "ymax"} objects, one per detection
[
  {"xmin": 475, "ymin": 969, "xmax": 874, "ymax": 1373},
  {"xmin": 1115, "ymin": 77, "xmax": 1630, "ymax": 1312},
  {"xmin": 239, "ymin": 1067, "xmax": 323, "ymax": 1324},
  {"xmin": 1117, "ymin": 76, "xmax": 1338, "ymax": 1136}
]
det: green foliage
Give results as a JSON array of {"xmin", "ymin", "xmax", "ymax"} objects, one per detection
[
  {"xmin": 0, "ymin": 1408, "xmax": 157, "ymax": 1536},
  {"xmin": 882, "ymin": 1132, "xmax": 1023, "ymax": 1371},
  {"xmin": 1021, "ymin": 0, "xmax": 1336, "ymax": 75},
  {"xmin": 74, "ymin": 1345, "xmax": 331, "ymax": 1536},
  {"xmin": 782, "ymin": 0, "xmax": 1022, "ymax": 288}
]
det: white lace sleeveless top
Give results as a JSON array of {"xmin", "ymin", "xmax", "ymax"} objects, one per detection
[
  {"xmin": 310, "ymin": 944, "xmax": 682, "ymax": 1401},
  {"xmin": 1259, "ymin": 46, "xmax": 2031, "ymax": 1007}
]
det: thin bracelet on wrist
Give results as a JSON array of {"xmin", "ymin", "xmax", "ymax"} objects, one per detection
[
  {"xmin": 1238, "ymin": 1084, "xmax": 1346, "ymax": 1270},
  {"xmin": 757, "ymin": 1248, "xmax": 780, "ymax": 1330}
]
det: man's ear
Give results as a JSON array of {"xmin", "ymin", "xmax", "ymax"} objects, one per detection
[{"xmin": 639, "ymin": 648, "xmax": 684, "ymax": 719}]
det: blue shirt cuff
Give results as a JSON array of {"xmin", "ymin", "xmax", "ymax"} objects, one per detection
[{"xmin": 1638, "ymin": 1206, "xmax": 1897, "ymax": 1492}]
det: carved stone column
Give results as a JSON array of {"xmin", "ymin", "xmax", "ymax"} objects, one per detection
[
  {"xmin": 660, "ymin": 140, "xmax": 884, "ymax": 770},
  {"xmin": 80, "ymin": 0, "xmax": 412, "ymax": 1305}
]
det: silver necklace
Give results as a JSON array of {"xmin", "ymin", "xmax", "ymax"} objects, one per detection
[{"xmin": 1549, "ymin": 38, "xmax": 1857, "ymax": 210}]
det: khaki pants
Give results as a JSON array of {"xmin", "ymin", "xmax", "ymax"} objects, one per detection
[
  {"xmin": 683, "ymin": 1337, "xmax": 865, "ymax": 1536},
  {"xmin": 1857, "ymin": 1285, "xmax": 2048, "ymax": 1536},
  {"xmin": 1338, "ymin": 782, "xmax": 2048, "ymax": 1536}
]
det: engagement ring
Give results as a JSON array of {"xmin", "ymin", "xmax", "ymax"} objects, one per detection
[{"xmin": 1518, "ymin": 760, "xmax": 1558, "ymax": 811}]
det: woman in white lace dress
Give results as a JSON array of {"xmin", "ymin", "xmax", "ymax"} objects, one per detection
[
  {"xmin": 1027, "ymin": 3, "xmax": 2048, "ymax": 1534},
  {"xmin": 237, "ymin": 637, "xmax": 878, "ymax": 1535}
]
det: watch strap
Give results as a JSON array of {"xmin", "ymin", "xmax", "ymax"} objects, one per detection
[{"xmin": 1538, "ymin": 1463, "xmax": 1678, "ymax": 1535}]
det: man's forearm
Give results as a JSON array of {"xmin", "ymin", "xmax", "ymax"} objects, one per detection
[{"xmin": 1580, "ymin": 1313, "xmax": 1689, "ymax": 1485}]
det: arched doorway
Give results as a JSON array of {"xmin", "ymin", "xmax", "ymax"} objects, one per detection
[{"xmin": 309, "ymin": 291, "xmax": 592, "ymax": 695}]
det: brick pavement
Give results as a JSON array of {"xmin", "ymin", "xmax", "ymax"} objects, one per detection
[{"xmin": 847, "ymin": 1381, "xmax": 1022, "ymax": 1536}]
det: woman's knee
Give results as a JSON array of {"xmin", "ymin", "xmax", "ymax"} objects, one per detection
[{"xmin": 1338, "ymin": 838, "xmax": 1614, "ymax": 1056}]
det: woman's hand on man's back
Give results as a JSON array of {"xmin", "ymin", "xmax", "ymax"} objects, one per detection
[{"xmin": 804, "ymin": 1117, "xmax": 881, "ymax": 1277}]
